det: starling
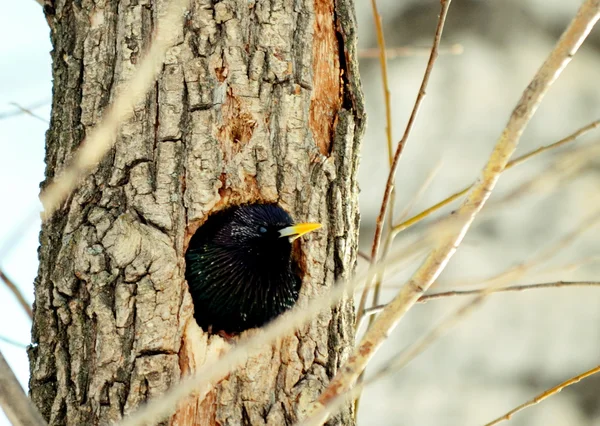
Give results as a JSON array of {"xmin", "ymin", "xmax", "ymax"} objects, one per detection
[{"xmin": 185, "ymin": 203, "xmax": 321, "ymax": 334}]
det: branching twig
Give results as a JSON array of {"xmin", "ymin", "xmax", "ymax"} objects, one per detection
[
  {"xmin": 357, "ymin": 251, "xmax": 371, "ymax": 262},
  {"xmin": 37, "ymin": 0, "xmax": 189, "ymax": 221},
  {"xmin": 300, "ymin": 289, "xmax": 488, "ymax": 426},
  {"xmin": 370, "ymin": 0, "xmax": 394, "ymax": 170},
  {"xmin": 362, "ymin": 281, "xmax": 600, "ymax": 316},
  {"xmin": 117, "ymin": 216, "xmax": 462, "ymax": 426},
  {"xmin": 391, "ymin": 118, "xmax": 600, "ymax": 236},
  {"xmin": 0, "ymin": 336, "xmax": 29, "ymax": 349},
  {"xmin": 0, "ymin": 101, "xmax": 49, "ymax": 122},
  {"xmin": 359, "ymin": 0, "xmax": 396, "ymax": 334},
  {"xmin": 0, "ymin": 269, "xmax": 33, "ymax": 320},
  {"xmin": 356, "ymin": 0, "xmax": 453, "ymax": 330},
  {"xmin": 492, "ymin": 142, "xmax": 600, "ymax": 206},
  {"xmin": 306, "ymin": 2, "xmax": 600, "ymax": 424},
  {"xmin": 508, "ymin": 119, "xmax": 600, "ymax": 169},
  {"xmin": 0, "ymin": 350, "xmax": 47, "ymax": 426},
  {"xmin": 304, "ymin": 279, "xmax": 600, "ymax": 425},
  {"xmin": 397, "ymin": 159, "xmax": 444, "ymax": 223},
  {"xmin": 8, "ymin": 102, "xmax": 48, "ymax": 123},
  {"xmin": 484, "ymin": 364, "xmax": 600, "ymax": 426},
  {"xmin": 318, "ymin": 215, "xmax": 600, "ymax": 422},
  {"xmin": 446, "ymin": 211, "xmax": 600, "ymax": 289},
  {"xmin": 117, "ymin": 264, "xmax": 375, "ymax": 426},
  {"xmin": 369, "ymin": 0, "xmax": 451, "ymax": 278}
]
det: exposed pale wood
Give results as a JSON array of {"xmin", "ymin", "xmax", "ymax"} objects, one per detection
[{"xmin": 30, "ymin": 0, "xmax": 364, "ymax": 425}]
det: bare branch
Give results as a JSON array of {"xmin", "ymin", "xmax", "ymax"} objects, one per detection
[
  {"xmin": 0, "ymin": 269, "xmax": 33, "ymax": 320},
  {"xmin": 369, "ymin": 0, "xmax": 394, "ymax": 169},
  {"xmin": 314, "ymin": 214, "xmax": 600, "ymax": 422},
  {"xmin": 307, "ymin": 1, "xmax": 600, "ymax": 423},
  {"xmin": 363, "ymin": 281, "xmax": 600, "ymax": 316},
  {"xmin": 356, "ymin": 0, "xmax": 453, "ymax": 330},
  {"xmin": 300, "ymin": 288, "xmax": 488, "ymax": 426},
  {"xmin": 508, "ymin": 119, "xmax": 600, "ymax": 169},
  {"xmin": 492, "ymin": 142, "xmax": 600, "ymax": 206},
  {"xmin": 484, "ymin": 364, "xmax": 600, "ymax": 426},
  {"xmin": 447, "ymin": 211, "xmax": 600, "ymax": 289},
  {"xmin": 369, "ymin": 0, "xmax": 451, "ymax": 271},
  {"xmin": 0, "ymin": 336, "xmax": 28, "ymax": 349},
  {"xmin": 116, "ymin": 216, "xmax": 463, "ymax": 426},
  {"xmin": 397, "ymin": 159, "xmax": 444, "ymax": 223},
  {"xmin": 356, "ymin": 0, "xmax": 397, "ymax": 333},
  {"xmin": 306, "ymin": 279, "xmax": 600, "ymax": 424},
  {"xmin": 357, "ymin": 251, "xmax": 371, "ymax": 262},
  {"xmin": 0, "ymin": 100, "xmax": 49, "ymax": 122},
  {"xmin": 392, "ymin": 118, "xmax": 600, "ymax": 235},
  {"xmin": 0, "ymin": 350, "xmax": 47, "ymax": 426}
]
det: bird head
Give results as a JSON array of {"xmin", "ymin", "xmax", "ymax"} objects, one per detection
[{"xmin": 217, "ymin": 204, "xmax": 321, "ymax": 252}]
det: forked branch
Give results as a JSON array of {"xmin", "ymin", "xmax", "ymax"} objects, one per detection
[{"xmin": 305, "ymin": 1, "xmax": 600, "ymax": 424}]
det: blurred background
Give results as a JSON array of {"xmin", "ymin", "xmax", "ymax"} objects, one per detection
[{"xmin": 1, "ymin": 0, "xmax": 599, "ymax": 425}]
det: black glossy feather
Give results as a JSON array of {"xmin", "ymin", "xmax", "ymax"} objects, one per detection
[{"xmin": 185, "ymin": 204, "xmax": 302, "ymax": 333}]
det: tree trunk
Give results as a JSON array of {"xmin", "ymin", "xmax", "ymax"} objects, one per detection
[{"xmin": 29, "ymin": 0, "xmax": 364, "ymax": 424}]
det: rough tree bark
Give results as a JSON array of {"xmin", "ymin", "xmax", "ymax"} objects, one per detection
[{"xmin": 29, "ymin": 0, "xmax": 364, "ymax": 424}]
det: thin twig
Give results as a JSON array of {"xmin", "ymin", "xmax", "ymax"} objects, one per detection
[
  {"xmin": 0, "ymin": 336, "xmax": 29, "ymax": 349},
  {"xmin": 300, "ymin": 289, "xmax": 488, "ymax": 426},
  {"xmin": 0, "ymin": 269, "xmax": 33, "ymax": 320},
  {"xmin": 117, "ymin": 214, "xmax": 463, "ymax": 426},
  {"xmin": 303, "ymin": 279, "xmax": 600, "ymax": 425},
  {"xmin": 117, "ymin": 262, "xmax": 382, "ymax": 426},
  {"xmin": 484, "ymin": 364, "xmax": 600, "ymax": 426},
  {"xmin": 354, "ymin": 5, "xmax": 397, "ymax": 407},
  {"xmin": 369, "ymin": 0, "xmax": 451, "ymax": 277},
  {"xmin": 450, "ymin": 213, "xmax": 600, "ymax": 289},
  {"xmin": 356, "ymin": 0, "xmax": 452, "ymax": 329},
  {"xmin": 492, "ymin": 142, "xmax": 600, "ymax": 206},
  {"xmin": 307, "ymin": 2, "xmax": 600, "ymax": 424},
  {"xmin": 315, "ymin": 214, "xmax": 600, "ymax": 422},
  {"xmin": 359, "ymin": 44, "xmax": 463, "ymax": 59},
  {"xmin": 363, "ymin": 281, "xmax": 600, "ymax": 316},
  {"xmin": 8, "ymin": 102, "xmax": 48, "ymax": 123},
  {"xmin": 37, "ymin": 0, "xmax": 190, "ymax": 221},
  {"xmin": 357, "ymin": 251, "xmax": 371, "ymax": 262},
  {"xmin": 358, "ymin": 0, "xmax": 396, "ymax": 333},
  {"xmin": 366, "ymin": 161, "xmax": 444, "ymax": 318},
  {"xmin": 392, "ymin": 118, "xmax": 600, "ymax": 236},
  {"xmin": 540, "ymin": 255, "xmax": 600, "ymax": 276},
  {"xmin": 370, "ymin": 0, "xmax": 394, "ymax": 170},
  {"xmin": 0, "ymin": 350, "xmax": 47, "ymax": 426},
  {"xmin": 397, "ymin": 159, "xmax": 444, "ymax": 223},
  {"xmin": 0, "ymin": 100, "xmax": 50, "ymax": 121},
  {"xmin": 509, "ymin": 119, "xmax": 600, "ymax": 168}
]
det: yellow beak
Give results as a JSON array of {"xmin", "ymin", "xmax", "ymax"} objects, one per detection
[{"xmin": 278, "ymin": 223, "xmax": 322, "ymax": 241}]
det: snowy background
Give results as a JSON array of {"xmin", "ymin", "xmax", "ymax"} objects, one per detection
[{"xmin": 1, "ymin": 0, "xmax": 599, "ymax": 425}]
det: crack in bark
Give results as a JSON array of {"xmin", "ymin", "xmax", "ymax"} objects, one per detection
[{"xmin": 31, "ymin": 0, "xmax": 364, "ymax": 424}]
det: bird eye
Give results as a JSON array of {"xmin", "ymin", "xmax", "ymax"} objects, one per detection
[{"xmin": 258, "ymin": 226, "xmax": 268, "ymax": 234}]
